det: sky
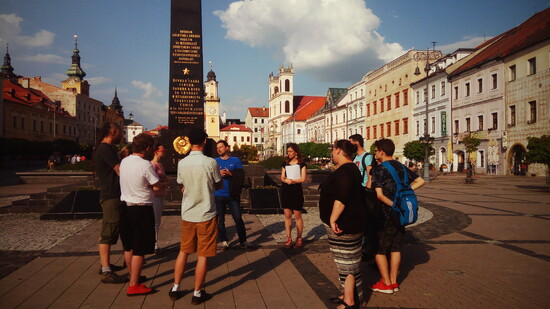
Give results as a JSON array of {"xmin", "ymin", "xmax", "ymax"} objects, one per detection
[{"xmin": 1, "ymin": 0, "xmax": 548, "ymax": 130}]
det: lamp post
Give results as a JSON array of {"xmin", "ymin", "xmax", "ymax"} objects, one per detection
[{"xmin": 414, "ymin": 42, "xmax": 442, "ymax": 183}]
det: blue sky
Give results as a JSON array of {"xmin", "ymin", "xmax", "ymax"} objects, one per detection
[{"xmin": 1, "ymin": 0, "xmax": 548, "ymax": 130}]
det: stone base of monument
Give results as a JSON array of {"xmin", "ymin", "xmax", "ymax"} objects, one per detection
[{"xmin": 40, "ymin": 190, "xmax": 102, "ymax": 220}]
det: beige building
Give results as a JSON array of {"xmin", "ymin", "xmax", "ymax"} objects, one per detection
[
  {"xmin": 364, "ymin": 50, "xmax": 433, "ymax": 161},
  {"xmin": 245, "ymin": 107, "xmax": 269, "ymax": 149},
  {"xmin": 268, "ymin": 65, "xmax": 295, "ymax": 155},
  {"xmin": 220, "ymin": 124, "xmax": 252, "ymax": 151}
]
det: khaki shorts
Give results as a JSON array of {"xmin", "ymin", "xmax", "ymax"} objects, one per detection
[
  {"xmin": 180, "ymin": 217, "xmax": 218, "ymax": 257},
  {"xmin": 100, "ymin": 199, "xmax": 122, "ymax": 245}
]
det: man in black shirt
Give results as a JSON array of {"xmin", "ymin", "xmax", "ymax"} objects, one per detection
[
  {"xmin": 371, "ymin": 138, "xmax": 425, "ymax": 294},
  {"xmin": 93, "ymin": 122, "xmax": 126, "ymax": 284}
]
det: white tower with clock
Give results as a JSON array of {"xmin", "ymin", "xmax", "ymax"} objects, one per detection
[{"xmin": 204, "ymin": 63, "xmax": 220, "ymax": 141}]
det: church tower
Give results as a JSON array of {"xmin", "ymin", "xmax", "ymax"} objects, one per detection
[
  {"xmin": 204, "ymin": 62, "xmax": 220, "ymax": 141},
  {"xmin": 110, "ymin": 87, "xmax": 124, "ymax": 118},
  {"xmin": 0, "ymin": 44, "xmax": 18, "ymax": 82},
  {"xmin": 61, "ymin": 35, "xmax": 90, "ymax": 96}
]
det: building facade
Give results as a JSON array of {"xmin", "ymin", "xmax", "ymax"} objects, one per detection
[
  {"xmin": 268, "ymin": 65, "xmax": 295, "ymax": 155},
  {"xmin": 245, "ymin": 107, "xmax": 269, "ymax": 150},
  {"xmin": 204, "ymin": 68, "xmax": 221, "ymax": 141},
  {"xmin": 220, "ymin": 124, "xmax": 252, "ymax": 151}
]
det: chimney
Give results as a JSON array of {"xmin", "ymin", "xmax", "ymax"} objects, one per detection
[{"xmin": 21, "ymin": 78, "xmax": 30, "ymax": 89}]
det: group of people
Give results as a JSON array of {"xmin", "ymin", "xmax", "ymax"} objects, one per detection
[
  {"xmin": 93, "ymin": 123, "xmax": 252, "ymax": 304},
  {"xmin": 93, "ymin": 121, "xmax": 425, "ymax": 307},
  {"xmin": 280, "ymin": 135, "xmax": 425, "ymax": 309}
]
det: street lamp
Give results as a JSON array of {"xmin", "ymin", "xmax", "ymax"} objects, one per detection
[{"xmin": 414, "ymin": 42, "xmax": 442, "ymax": 183}]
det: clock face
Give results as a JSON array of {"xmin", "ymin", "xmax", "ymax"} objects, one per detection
[
  {"xmin": 68, "ymin": 79, "xmax": 75, "ymax": 86},
  {"xmin": 209, "ymin": 107, "xmax": 217, "ymax": 115}
]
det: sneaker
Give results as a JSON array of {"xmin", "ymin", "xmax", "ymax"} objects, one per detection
[
  {"xmin": 127, "ymin": 284, "xmax": 155, "ymax": 296},
  {"xmin": 370, "ymin": 280, "xmax": 394, "ymax": 294},
  {"xmin": 97, "ymin": 263, "xmax": 125, "ymax": 275},
  {"xmin": 168, "ymin": 289, "xmax": 185, "ymax": 301},
  {"xmin": 239, "ymin": 242, "xmax": 256, "ymax": 250},
  {"xmin": 392, "ymin": 283, "xmax": 399, "ymax": 292},
  {"xmin": 220, "ymin": 241, "xmax": 230, "ymax": 251},
  {"xmin": 191, "ymin": 290, "xmax": 212, "ymax": 305},
  {"xmin": 101, "ymin": 271, "xmax": 128, "ymax": 284}
]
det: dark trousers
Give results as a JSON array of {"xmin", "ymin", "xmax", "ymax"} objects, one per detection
[{"xmin": 215, "ymin": 196, "xmax": 247, "ymax": 244}]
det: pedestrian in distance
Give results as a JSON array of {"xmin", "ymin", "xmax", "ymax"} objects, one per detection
[
  {"xmin": 370, "ymin": 138, "xmax": 425, "ymax": 294},
  {"xmin": 92, "ymin": 122, "xmax": 126, "ymax": 284},
  {"xmin": 150, "ymin": 142, "xmax": 167, "ymax": 254},
  {"xmin": 214, "ymin": 140, "xmax": 254, "ymax": 250},
  {"xmin": 119, "ymin": 133, "xmax": 160, "ymax": 296},
  {"xmin": 280, "ymin": 143, "xmax": 307, "ymax": 249},
  {"xmin": 169, "ymin": 128, "xmax": 223, "ymax": 305},
  {"xmin": 319, "ymin": 139, "xmax": 367, "ymax": 309}
]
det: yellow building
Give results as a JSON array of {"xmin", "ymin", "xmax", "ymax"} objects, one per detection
[
  {"xmin": 204, "ymin": 67, "xmax": 220, "ymax": 141},
  {"xmin": 364, "ymin": 50, "xmax": 436, "ymax": 161}
]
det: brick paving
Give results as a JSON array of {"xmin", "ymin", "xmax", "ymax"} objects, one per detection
[{"xmin": 0, "ymin": 173, "xmax": 549, "ymax": 308}]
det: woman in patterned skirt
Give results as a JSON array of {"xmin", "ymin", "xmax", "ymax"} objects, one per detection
[{"xmin": 319, "ymin": 139, "xmax": 367, "ymax": 309}]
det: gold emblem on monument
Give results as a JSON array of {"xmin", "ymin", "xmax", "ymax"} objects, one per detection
[{"xmin": 173, "ymin": 136, "xmax": 191, "ymax": 155}]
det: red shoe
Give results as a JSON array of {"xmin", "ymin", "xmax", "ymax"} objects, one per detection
[
  {"xmin": 127, "ymin": 284, "xmax": 155, "ymax": 296},
  {"xmin": 391, "ymin": 283, "xmax": 399, "ymax": 292},
  {"xmin": 370, "ymin": 280, "xmax": 394, "ymax": 294}
]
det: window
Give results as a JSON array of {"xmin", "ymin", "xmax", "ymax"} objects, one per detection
[
  {"xmin": 285, "ymin": 100, "xmax": 290, "ymax": 113},
  {"xmin": 233, "ymin": 136, "xmax": 237, "ymax": 142},
  {"xmin": 431, "ymin": 117, "xmax": 435, "ymax": 134},
  {"xmin": 423, "ymin": 88, "xmax": 428, "ymax": 103},
  {"xmin": 509, "ymin": 65, "xmax": 516, "ymax": 81},
  {"xmin": 373, "ymin": 126, "xmax": 377, "ymax": 139},
  {"xmin": 380, "ymin": 124, "xmax": 384, "ymax": 138},
  {"xmin": 478, "ymin": 115, "xmax": 484, "ymax": 131},
  {"xmin": 380, "ymin": 98, "xmax": 384, "ymax": 112},
  {"xmin": 261, "ymin": 119, "xmax": 264, "ymax": 123},
  {"xmin": 403, "ymin": 89, "xmax": 408, "ymax": 105},
  {"xmin": 261, "ymin": 138, "xmax": 264, "ymax": 142},
  {"xmin": 40, "ymin": 121, "xmax": 44, "ymax": 132},
  {"xmin": 297, "ymin": 129, "xmax": 301, "ymax": 134},
  {"xmin": 241, "ymin": 136, "xmax": 244, "ymax": 142},
  {"xmin": 366, "ymin": 103, "xmax": 370, "ymax": 117},
  {"xmin": 478, "ymin": 78, "xmax": 483, "ymax": 93},
  {"xmin": 454, "ymin": 120, "xmax": 459, "ymax": 134},
  {"xmin": 386, "ymin": 122, "xmax": 391, "ymax": 137},
  {"xmin": 441, "ymin": 81, "xmax": 446, "ymax": 96},
  {"xmin": 366, "ymin": 126, "xmax": 370, "ymax": 139},
  {"xmin": 491, "ymin": 112, "xmax": 498, "ymax": 130},
  {"xmin": 387, "ymin": 96, "xmax": 391, "ymax": 110},
  {"xmin": 465, "ymin": 83, "xmax": 470, "ymax": 97},
  {"xmin": 285, "ymin": 79, "xmax": 290, "ymax": 92},
  {"xmin": 492, "ymin": 73, "xmax": 497, "ymax": 89},
  {"xmin": 373, "ymin": 102, "xmax": 377, "ymax": 114},
  {"xmin": 403, "ymin": 118, "xmax": 408, "ymax": 134},
  {"xmin": 394, "ymin": 120, "xmax": 400, "ymax": 135},
  {"xmin": 20, "ymin": 118, "xmax": 25, "ymax": 130},
  {"xmin": 423, "ymin": 119, "xmax": 427, "ymax": 135},
  {"xmin": 394, "ymin": 93, "xmax": 400, "ymax": 108},
  {"xmin": 431, "ymin": 85, "xmax": 436, "ymax": 99},
  {"xmin": 49, "ymin": 123, "xmax": 53, "ymax": 133},
  {"xmin": 478, "ymin": 150, "xmax": 485, "ymax": 168},
  {"xmin": 528, "ymin": 57, "xmax": 536, "ymax": 75},
  {"xmin": 454, "ymin": 86, "xmax": 459, "ymax": 99},
  {"xmin": 510, "ymin": 105, "xmax": 516, "ymax": 127},
  {"xmin": 528, "ymin": 101, "xmax": 537, "ymax": 124},
  {"xmin": 32, "ymin": 120, "xmax": 37, "ymax": 131},
  {"xmin": 247, "ymin": 136, "xmax": 250, "ymax": 142},
  {"xmin": 416, "ymin": 91, "xmax": 420, "ymax": 105},
  {"xmin": 254, "ymin": 137, "xmax": 258, "ymax": 143},
  {"xmin": 466, "ymin": 117, "xmax": 471, "ymax": 132},
  {"xmin": 12, "ymin": 116, "xmax": 17, "ymax": 129},
  {"xmin": 254, "ymin": 119, "xmax": 257, "ymax": 123},
  {"xmin": 416, "ymin": 121, "xmax": 420, "ymax": 136}
]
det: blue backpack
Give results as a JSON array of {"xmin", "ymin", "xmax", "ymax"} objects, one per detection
[{"xmin": 381, "ymin": 161, "xmax": 418, "ymax": 226}]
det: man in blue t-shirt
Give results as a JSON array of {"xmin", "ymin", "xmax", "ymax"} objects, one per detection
[
  {"xmin": 350, "ymin": 134, "xmax": 373, "ymax": 188},
  {"xmin": 214, "ymin": 140, "xmax": 252, "ymax": 250}
]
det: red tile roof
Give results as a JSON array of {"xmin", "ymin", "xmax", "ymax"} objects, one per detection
[
  {"xmin": 2, "ymin": 80, "xmax": 72, "ymax": 117},
  {"xmin": 282, "ymin": 96, "xmax": 326, "ymax": 123},
  {"xmin": 248, "ymin": 107, "xmax": 269, "ymax": 117},
  {"xmin": 449, "ymin": 8, "xmax": 550, "ymax": 78},
  {"xmin": 220, "ymin": 123, "xmax": 252, "ymax": 132}
]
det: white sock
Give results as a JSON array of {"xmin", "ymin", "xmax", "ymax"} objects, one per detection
[
  {"xmin": 101, "ymin": 266, "xmax": 111, "ymax": 273},
  {"xmin": 171, "ymin": 284, "xmax": 179, "ymax": 292},
  {"xmin": 193, "ymin": 290, "xmax": 202, "ymax": 297}
]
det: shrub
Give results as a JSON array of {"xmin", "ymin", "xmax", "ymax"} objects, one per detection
[{"xmin": 260, "ymin": 156, "xmax": 285, "ymax": 170}]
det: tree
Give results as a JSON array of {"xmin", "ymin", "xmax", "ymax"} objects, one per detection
[
  {"xmin": 404, "ymin": 140, "xmax": 434, "ymax": 162},
  {"xmin": 298, "ymin": 142, "xmax": 331, "ymax": 160},
  {"xmin": 462, "ymin": 134, "xmax": 481, "ymax": 183},
  {"xmin": 525, "ymin": 135, "xmax": 550, "ymax": 166},
  {"xmin": 231, "ymin": 144, "xmax": 258, "ymax": 162}
]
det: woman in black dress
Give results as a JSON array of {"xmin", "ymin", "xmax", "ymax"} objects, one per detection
[
  {"xmin": 280, "ymin": 143, "xmax": 307, "ymax": 248},
  {"xmin": 319, "ymin": 140, "xmax": 366, "ymax": 309}
]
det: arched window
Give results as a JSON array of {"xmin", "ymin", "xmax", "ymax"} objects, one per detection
[
  {"xmin": 274, "ymin": 86, "xmax": 279, "ymax": 94},
  {"xmin": 285, "ymin": 100, "xmax": 290, "ymax": 113},
  {"xmin": 285, "ymin": 79, "xmax": 290, "ymax": 92}
]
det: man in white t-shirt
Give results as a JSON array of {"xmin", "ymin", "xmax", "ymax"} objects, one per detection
[
  {"xmin": 350, "ymin": 134, "xmax": 373, "ymax": 188},
  {"xmin": 119, "ymin": 133, "xmax": 159, "ymax": 296},
  {"xmin": 169, "ymin": 128, "xmax": 223, "ymax": 305}
]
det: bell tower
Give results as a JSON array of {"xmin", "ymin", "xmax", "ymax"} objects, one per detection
[
  {"xmin": 62, "ymin": 35, "xmax": 90, "ymax": 96},
  {"xmin": 204, "ymin": 61, "xmax": 220, "ymax": 141}
]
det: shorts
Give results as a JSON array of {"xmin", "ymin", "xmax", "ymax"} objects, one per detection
[
  {"xmin": 376, "ymin": 221, "xmax": 405, "ymax": 255},
  {"xmin": 100, "ymin": 199, "xmax": 122, "ymax": 245},
  {"xmin": 120, "ymin": 206, "xmax": 155, "ymax": 256},
  {"xmin": 180, "ymin": 217, "xmax": 218, "ymax": 257}
]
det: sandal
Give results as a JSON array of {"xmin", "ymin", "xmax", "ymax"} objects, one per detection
[
  {"xmin": 337, "ymin": 300, "xmax": 358, "ymax": 309},
  {"xmin": 294, "ymin": 237, "xmax": 303, "ymax": 249},
  {"xmin": 329, "ymin": 296, "xmax": 344, "ymax": 304},
  {"xmin": 284, "ymin": 235, "xmax": 293, "ymax": 248}
]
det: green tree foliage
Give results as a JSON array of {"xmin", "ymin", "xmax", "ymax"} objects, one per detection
[
  {"xmin": 232, "ymin": 144, "xmax": 258, "ymax": 162},
  {"xmin": 260, "ymin": 156, "xmax": 285, "ymax": 170},
  {"xmin": 462, "ymin": 135, "xmax": 481, "ymax": 154},
  {"xmin": 297, "ymin": 142, "xmax": 331, "ymax": 159},
  {"xmin": 404, "ymin": 140, "xmax": 434, "ymax": 162},
  {"xmin": 525, "ymin": 135, "xmax": 550, "ymax": 165}
]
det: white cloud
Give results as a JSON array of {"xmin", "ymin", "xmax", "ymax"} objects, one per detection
[
  {"xmin": 128, "ymin": 81, "xmax": 166, "ymax": 129},
  {"xmin": 438, "ymin": 36, "xmax": 491, "ymax": 54},
  {"xmin": 88, "ymin": 76, "xmax": 110, "ymax": 86},
  {"xmin": 19, "ymin": 53, "xmax": 68, "ymax": 64},
  {"xmin": 42, "ymin": 73, "xmax": 67, "ymax": 85},
  {"xmin": 0, "ymin": 14, "xmax": 55, "ymax": 48},
  {"xmin": 215, "ymin": 0, "xmax": 403, "ymax": 83}
]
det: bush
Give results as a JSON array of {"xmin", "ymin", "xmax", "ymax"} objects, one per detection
[{"xmin": 260, "ymin": 156, "xmax": 285, "ymax": 170}]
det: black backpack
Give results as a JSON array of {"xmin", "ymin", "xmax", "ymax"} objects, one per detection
[{"xmin": 360, "ymin": 152, "xmax": 378, "ymax": 179}]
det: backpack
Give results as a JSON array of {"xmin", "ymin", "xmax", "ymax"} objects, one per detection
[
  {"xmin": 360, "ymin": 152, "xmax": 378, "ymax": 180},
  {"xmin": 380, "ymin": 161, "xmax": 418, "ymax": 226}
]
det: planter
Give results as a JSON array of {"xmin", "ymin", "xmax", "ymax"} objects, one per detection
[{"xmin": 248, "ymin": 188, "xmax": 281, "ymax": 214}]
